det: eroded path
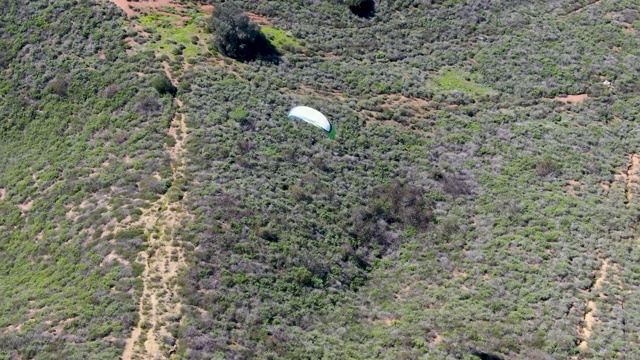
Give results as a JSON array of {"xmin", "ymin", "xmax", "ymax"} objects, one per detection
[
  {"xmin": 576, "ymin": 154, "xmax": 640, "ymax": 352},
  {"xmin": 578, "ymin": 259, "xmax": 608, "ymax": 350},
  {"xmin": 121, "ymin": 64, "xmax": 190, "ymax": 360}
]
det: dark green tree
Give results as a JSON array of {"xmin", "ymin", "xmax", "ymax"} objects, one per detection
[{"xmin": 208, "ymin": 2, "xmax": 261, "ymax": 60}]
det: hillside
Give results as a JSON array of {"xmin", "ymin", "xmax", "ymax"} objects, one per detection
[{"xmin": 1, "ymin": 0, "xmax": 640, "ymax": 359}]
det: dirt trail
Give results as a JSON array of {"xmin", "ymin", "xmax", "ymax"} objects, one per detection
[
  {"xmin": 578, "ymin": 259, "xmax": 608, "ymax": 351},
  {"xmin": 625, "ymin": 155, "xmax": 640, "ymax": 202},
  {"xmin": 108, "ymin": 0, "xmax": 187, "ymax": 16},
  {"xmin": 121, "ymin": 63, "xmax": 190, "ymax": 360},
  {"xmin": 102, "ymin": 5, "xmax": 192, "ymax": 356},
  {"xmin": 613, "ymin": 154, "xmax": 640, "ymax": 204},
  {"xmin": 562, "ymin": 0, "xmax": 601, "ymax": 17}
]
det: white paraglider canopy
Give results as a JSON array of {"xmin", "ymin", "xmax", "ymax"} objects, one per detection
[{"xmin": 287, "ymin": 106, "xmax": 335, "ymax": 138}]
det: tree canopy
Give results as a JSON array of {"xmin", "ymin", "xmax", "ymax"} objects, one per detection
[{"xmin": 208, "ymin": 2, "xmax": 262, "ymax": 60}]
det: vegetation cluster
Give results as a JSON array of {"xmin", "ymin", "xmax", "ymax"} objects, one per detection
[{"xmin": 1, "ymin": 0, "xmax": 640, "ymax": 359}]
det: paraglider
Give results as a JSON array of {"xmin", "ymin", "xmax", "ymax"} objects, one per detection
[{"xmin": 287, "ymin": 106, "xmax": 335, "ymax": 139}]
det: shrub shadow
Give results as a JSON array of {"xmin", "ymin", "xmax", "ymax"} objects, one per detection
[
  {"xmin": 470, "ymin": 352, "xmax": 504, "ymax": 360},
  {"xmin": 254, "ymin": 32, "xmax": 282, "ymax": 64},
  {"xmin": 350, "ymin": 0, "xmax": 375, "ymax": 18},
  {"xmin": 233, "ymin": 33, "xmax": 282, "ymax": 64}
]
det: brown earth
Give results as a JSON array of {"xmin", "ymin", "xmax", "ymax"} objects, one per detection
[
  {"xmin": 562, "ymin": 0, "xmax": 601, "ymax": 17},
  {"xmin": 613, "ymin": 154, "xmax": 640, "ymax": 203},
  {"xmin": 246, "ymin": 11, "xmax": 271, "ymax": 25},
  {"xmin": 109, "ymin": 0, "xmax": 136, "ymax": 16},
  {"xmin": 552, "ymin": 94, "xmax": 589, "ymax": 104},
  {"xmin": 18, "ymin": 199, "xmax": 33, "ymax": 213},
  {"xmin": 101, "ymin": 252, "xmax": 131, "ymax": 267},
  {"xmin": 566, "ymin": 180, "xmax": 586, "ymax": 197},
  {"xmin": 578, "ymin": 259, "xmax": 608, "ymax": 350},
  {"xmin": 109, "ymin": 0, "xmax": 258, "ymax": 24},
  {"xmin": 108, "ymin": 0, "xmax": 188, "ymax": 16}
]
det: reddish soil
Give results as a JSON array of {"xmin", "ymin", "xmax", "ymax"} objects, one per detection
[
  {"xmin": 109, "ymin": 0, "xmax": 136, "ymax": 16},
  {"xmin": 246, "ymin": 11, "xmax": 271, "ymax": 25},
  {"xmin": 201, "ymin": 4, "xmax": 213, "ymax": 14},
  {"xmin": 108, "ymin": 0, "xmax": 201, "ymax": 16}
]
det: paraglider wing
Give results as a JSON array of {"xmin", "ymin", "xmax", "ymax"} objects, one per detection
[{"xmin": 287, "ymin": 106, "xmax": 335, "ymax": 139}]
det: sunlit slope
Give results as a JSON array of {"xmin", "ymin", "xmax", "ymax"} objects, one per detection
[
  {"xmin": 1, "ymin": 0, "xmax": 640, "ymax": 359},
  {"xmin": 0, "ymin": 0, "xmax": 175, "ymax": 358}
]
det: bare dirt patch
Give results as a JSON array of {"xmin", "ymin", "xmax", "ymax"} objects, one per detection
[
  {"xmin": 101, "ymin": 252, "xmax": 131, "ymax": 267},
  {"xmin": 552, "ymin": 94, "xmax": 589, "ymax": 104},
  {"xmin": 109, "ymin": 0, "xmax": 215, "ymax": 20},
  {"xmin": 621, "ymin": 22, "xmax": 636, "ymax": 34},
  {"xmin": 18, "ymin": 199, "xmax": 33, "ymax": 213},
  {"xmin": 452, "ymin": 270, "xmax": 468, "ymax": 279},
  {"xmin": 131, "ymin": 0, "xmax": 182, "ymax": 10},
  {"xmin": 578, "ymin": 300, "xmax": 597, "ymax": 350},
  {"xmin": 0, "ymin": 188, "xmax": 5, "ymax": 201},
  {"xmin": 566, "ymin": 180, "xmax": 586, "ymax": 197},
  {"xmin": 109, "ymin": 0, "xmax": 136, "ymax": 16},
  {"xmin": 246, "ymin": 11, "xmax": 271, "ymax": 25},
  {"xmin": 108, "ymin": 0, "xmax": 189, "ymax": 16},
  {"xmin": 432, "ymin": 333, "xmax": 444, "ymax": 345},
  {"xmin": 594, "ymin": 260, "xmax": 608, "ymax": 291},
  {"xmin": 606, "ymin": 12, "xmax": 638, "ymax": 34},
  {"xmin": 124, "ymin": 37, "xmax": 139, "ymax": 48},
  {"xmin": 383, "ymin": 317, "xmax": 398, "ymax": 326},
  {"xmin": 201, "ymin": 4, "xmax": 213, "ymax": 14}
]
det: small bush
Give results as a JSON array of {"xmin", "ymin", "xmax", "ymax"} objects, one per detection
[
  {"xmin": 48, "ymin": 77, "xmax": 69, "ymax": 96},
  {"xmin": 536, "ymin": 157, "xmax": 560, "ymax": 177},
  {"xmin": 442, "ymin": 175, "xmax": 473, "ymax": 197},
  {"xmin": 136, "ymin": 94, "xmax": 161, "ymax": 113}
]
